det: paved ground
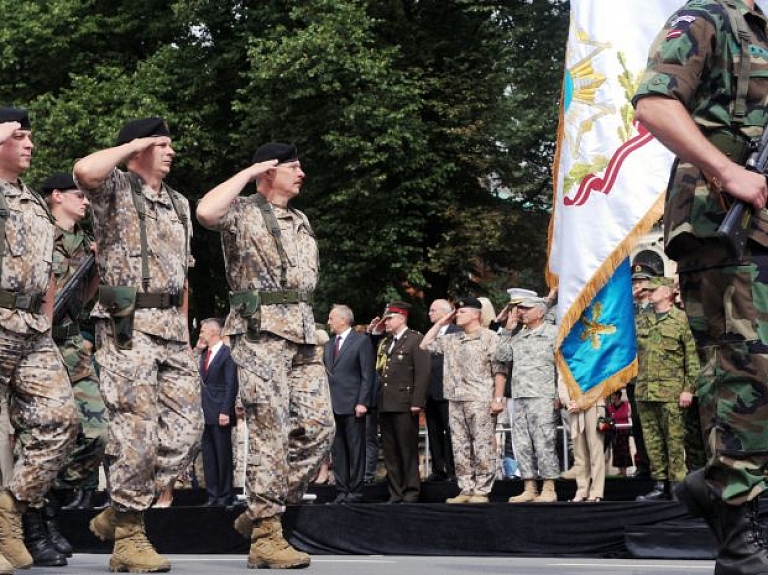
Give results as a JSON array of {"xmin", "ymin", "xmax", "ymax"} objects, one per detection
[{"xmin": 31, "ymin": 554, "xmax": 715, "ymax": 575}]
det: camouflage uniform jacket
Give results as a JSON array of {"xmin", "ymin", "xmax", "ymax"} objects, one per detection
[
  {"xmin": 496, "ymin": 322, "xmax": 557, "ymax": 399},
  {"xmin": 76, "ymin": 168, "xmax": 193, "ymax": 342},
  {"xmin": 53, "ymin": 224, "xmax": 96, "ymax": 383},
  {"xmin": 635, "ymin": 305, "xmax": 700, "ymax": 401},
  {"xmin": 204, "ymin": 194, "xmax": 318, "ymax": 344},
  {"xmin": 633, "ymin": 0, "xmax": 768, "ymax": 266},
  {"xmin": 0, "ymin": 178, "xmax": 54, "ymax": 334},
  {"xmin": 425, "ymin": 327, "xmax": 507, "ymax": 402}
]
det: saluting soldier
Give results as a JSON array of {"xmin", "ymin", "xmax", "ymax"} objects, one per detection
[
  {"xmin": 368, "ymin": 302, "xmax": 430, "ymax": 504},
  {"xmin": 634, "ymin": 277, "xmax": 699, "ymax": 502},
  {"xmin": 0, "ymin": 109, "xmax": 78, "ymax": 575},
  {"xmin": 420, "ymin": 297, "xmax": 507, "ymax": 504},
  {"xmin": 197, "ymin": 143, "xmax": 334, "ymax": 570},
  {"xmin": 73, "ymin": 117, "xmax": 203, "ymax": 573}
]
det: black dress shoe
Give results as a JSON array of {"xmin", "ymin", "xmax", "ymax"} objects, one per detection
[
  {"xmin": 385, "ymin": 498, "xmax": 403, "ymax": 504},
  {"xmin": 345, "ymin": 493, "xmax": 364, "ymax": 504},
  {"xmin": 636, "ymin": 481, "xmax": 669, "ymax": 501},
  {"xmin": 426, "ymin": 473, "xmax": 448, "ymax": 482},
  {"xmin": 203, "ymin": 499, "xmax": 218, "ymax": 506},
  {"xmin": 331, "ymin": 493, "xmax": 348, "ymax": 504}
]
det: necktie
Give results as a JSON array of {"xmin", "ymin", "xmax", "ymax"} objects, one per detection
[
  {"xmin": 203, "ymin": 348, "xmax": 212, "ymax": 373},
  {"xmin": 333, "ymin": 336, "xmax": 341, "ymax": 359}
]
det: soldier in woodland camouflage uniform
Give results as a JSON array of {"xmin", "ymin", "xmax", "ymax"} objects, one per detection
[
  {"xmin": 197, "ymin": 143, "xmax": 333, "ymax": 570},
  {"xmin": 0, "ymin": 109, "xmax": 78, "ymax": 575},
  {"xmin": 634, "ymin": 277, "xmax": 700, "ymax": 502},
  {"xmin": 73, "ymin": 117, "xmax": 203, "ymax": 573},
  {"xmin": 421, "ymin": 297, "xmax": 507, "ymax": 504},
  {"xmin": 496, "ymin": 297, "xmax": 560, "ymax": 503},
  {"xmin": 634, "ymin": 1, "xmax": 768, "ymax": 571}
]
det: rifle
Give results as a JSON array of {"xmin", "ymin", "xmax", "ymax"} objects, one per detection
[
  {"xmin": 716, "ymin": 126, "xmax": 768, "ymax": 259},
  {"xmin": 53, "ymin": 252, "xmax": 95, "ymax": 325}
]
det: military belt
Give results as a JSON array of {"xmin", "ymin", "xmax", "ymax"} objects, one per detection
[
  {"xmin": 135, "ymin": 292, "xmax": 182, "ymax": 309},
  {"xmin": 232, "ymin": 289, "xmax": 314, "ymax": 306},
  {"xmin": 0, "ymin": 290, "xmax": 45, "ymax": 313},
  {"xmin": 706, "ymin": 130, "xmax": 751, "ymax": 164},
  {"xmin": 52, "ymin": 322, "xmax": 80, "ymax": 342}
]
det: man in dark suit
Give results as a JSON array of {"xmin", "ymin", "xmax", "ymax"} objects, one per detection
[
  {"xmin": 370, "ymin": 302, "xmax": 430, "ymax": 503},
  {"xmin": 197, "ymin": 318, "xmax": 238, "ymax": 506},
  {"xmin": 425, "ymin": 299, "xmax": 460, "ymax": 482},
  {"xmin": 324, "ymin": 305, "xmax": 375, "ymax": 503}
]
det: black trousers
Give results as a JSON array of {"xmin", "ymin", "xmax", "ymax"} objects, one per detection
[
  {"xmin": 331, "ymin": 413, "xmax": 367, "ymax": 496},
  {"xmin": 425, "ymin": 397, "xmax": 454, "ymax": 478},
  {"xmin": 365, "ymin": 408, "xmax": 379, "ymax": 481},
  {"xmin": 379, "ymin": 411, "xmax": 420, "ymax": 502},
  {"xmin": 201, "ymin": 423, "xmax": 234, "ymax": 504}
]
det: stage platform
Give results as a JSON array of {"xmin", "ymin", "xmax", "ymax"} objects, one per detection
[{"xmin": 57, "ymin": 478, "xmax": 733, "ymax": 559}]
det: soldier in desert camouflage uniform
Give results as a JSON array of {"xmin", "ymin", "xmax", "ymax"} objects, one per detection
[
  {"xmin": 634, "ymin": 1, "xmax": 768, "ymax": 572},
  {"xmin": 197, "ymin": 143, "xmax": 334, "ymax": 570},
  {"xmin": 73, "ymin": 117, "xmax": 203, "ymax": 573},
  {"xmin": 496, "ymin": 297, "xmax": 559, "ymax": 503},
  {"xmin": 421, "ymin": 297, "xmax": 507, "ymax": 504},
  {"xmin": 634, "ymin": 277, "xmax": 699, "ymax": 502},
  {"xmin": 0, "ymin": 109, "xmax": 78, "ymax": 575}
]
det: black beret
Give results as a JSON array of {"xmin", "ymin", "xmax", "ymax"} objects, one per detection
[
  {"xmin": 116, "ymin": 117, "xmax": 170, "ymax": 146},
  {"xmin": 0, "ymin": 107, "xmax": 31, "ymax": 130},
  {"xmin": 455, "ymin": 296, "xmax": 482, "ymax": 310},
  {"xmin": 41, "ymin": 172, "xmax": 77, "ymax": 195},
  {"xmin": 252, "ymin": 142, "xmax": 298, "ymax": 164}
]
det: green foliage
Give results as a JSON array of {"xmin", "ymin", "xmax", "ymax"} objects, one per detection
[{"xmin": 0, "ymin": 0, "xmax": 569, "ymax": 329}]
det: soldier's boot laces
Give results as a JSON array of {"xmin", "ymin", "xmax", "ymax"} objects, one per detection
[
  {"xmin": 22, "ymin": 508, "xmax": 67, "ymax": 567},
  {"xmin": 109, "ymin": 511, "xmax": 170, "ymax": 573},
  {"xmin": 714, "ymin": 499, "xmax": 768, "ymax": 575},
  {"xmin": 247, "ymin": 516, "xmax": 310, "ymax": 570},
  {"xmin": 90, "ymin": 505, "xmax": 118, "ymax": 541},
  {"xmin": 508, "ymin": 480, "xmax": 538, "ymax": 503},
  {"xmin": 0, "ymin": 490, "xmax": 33, "ymax": 569},
  {"xmin": 533, "ymin": 480, "xmax": 558, "ymax": 503}
]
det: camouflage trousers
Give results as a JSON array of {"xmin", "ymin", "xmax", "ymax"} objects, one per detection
[
  {"xmin": 680, "ymin": 255, "xmax": 768, "ymax": 503},
  {"xmin": 448, "ymin": 400, "xmax": 497, "ymax": 496},
  {"xmin": 637, "ymin": 401, "xmax": 687, "ymax": 482},
  {"xmin": 512, "ymin": 397, "xmax": 559, "ymax": 480},
  {"xmin": 0, "ymin": 325, "xmax": 78, "ymax": 505},
  {"xmin": 56, "ymin": 372, "xmax": 108, "ymax": 489},
  {"xmin": 684, "ymin": 397, "xmax": 706, "ymax": 473},
  {"xmin": 94, "ymin": 326, "xmax": 203, "ymax": 511},
  {"xmin": 231, "ymin": 333, "xmax": 334, "ymax": 520}
]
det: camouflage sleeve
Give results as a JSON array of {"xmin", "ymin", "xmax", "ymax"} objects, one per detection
[
  {"xmin": 633, "ymin": 5, "xmax": 720, "ymax": 108},
  {"xmin": 177, "ymin": 193, "xmax": 195, "ymax": 269},
  {"xmin": 681, "ymin": 316, "xmax": 700, "ymax": 393},
  {"xmin": 74, "ymin": 168, "xmax": 123, "ymax": 224},
  {"xmin": 486, "ymin": 333, "xmax": 508, "ymax": 376},
  {"xmin": 200, "ymin": 195, "xmax": 243, "ymax": 233},
  {"xmin": 424, "ymin": 337, "xmax": 444, "ymax": 355},
  {"xmin": 495, "ymin": 333, "xmax": 515, "ymax": 362}
]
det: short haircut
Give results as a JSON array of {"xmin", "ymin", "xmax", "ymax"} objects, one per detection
[
  {"xmin": 201, "ymin": 317, "xmax": 222, "ymax": 332},
  {"xmin": 332, "ymin": 304, "xmax": 354, "ymax": 325}
]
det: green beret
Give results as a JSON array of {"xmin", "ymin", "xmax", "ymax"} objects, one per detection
[
  {"xmin": 0, "ymin": 107, "xmax": 30, "ymax": 130},
  {"xmin": 252, "ymin": 142, "xmax": 298, "ymax": 164},
  {"xmin": 116, "ymin": 117, "xmax": 170, "ymax": 145}
]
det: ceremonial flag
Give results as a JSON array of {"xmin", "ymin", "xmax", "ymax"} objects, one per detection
[{"xmin": 548, "ymin": 0, "xmax": 679, "ymax": 405}]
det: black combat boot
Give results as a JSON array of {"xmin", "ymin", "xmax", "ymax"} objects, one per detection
[
  {"xmin": 77, "ymin": 489, "xmax": 95, "ymax": 510},
  {"xmin": 674, "ymin": 469, "xmax": 723, "ymax": 544},
  {"xmin": 714, "ymin": 499, "xmax": 768, "ymax": 575},
  {"xmin": 636, "ymin": 480, "xmax": 668, "ymax": 501},
  {"xmin": 43, "ymin": 499, "xmax": 73, "ymax": 557},
  {"xmin": 61, "ymin": 488, "xmax": 83, "ymax": 510},
  {"xmin": 22, "ymin": 509, "xmax": 67, "ymax": 567}
]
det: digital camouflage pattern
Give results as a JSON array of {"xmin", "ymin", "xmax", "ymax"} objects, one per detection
[
  {"xmin": 77, "ymin": 168, "xmax": 202, "ymax": 510},
  {"xmin": 51, "ymin": 225, "xmax": 107, "ymax": 490},
  {"xmin": 0, "ymin": 178, "xmax": 78, "ymax": 505},
  {"xmin": 425, "ymin": 327, "xmax": 507, "ymax": 401},
  {"xmin": 496, "ymin": 323, "xmax": 557, "ymax": 399},
  {"xmin": 426, "ymin": 328, "xmax": 506, "ymax": 496},
  {"xmin": 207, "ymin": 197, "xmax": 319, "ymax": 344},
  {"xmin": 633, "ymin": 0, "xmax": 768, "ymax": 264},
  {"xmin": 635, "ymin": 0, "xmax": 768, "ymax": 503},
  {"xmin": 77, "ymin": 168, "xmax": 194, "ymax": 342},
  {"xmin": 231, "ymin": 334, "xmax": 333, "ymax": 519},
  {"xmin": 511, "ymin": 397, "xmax": 560, "ymax": 481}
]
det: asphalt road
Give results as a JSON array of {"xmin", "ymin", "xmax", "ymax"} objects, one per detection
[{"xmin": 33, "ymin": 554, "xmax": 715, "ymax": 575}]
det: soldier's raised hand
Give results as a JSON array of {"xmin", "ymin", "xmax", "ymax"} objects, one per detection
[{"xmin": 0, "ymin": 122, "xmax": 22, "ymax": 144}]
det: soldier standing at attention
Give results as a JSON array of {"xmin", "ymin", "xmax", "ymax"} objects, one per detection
[
  {"xmin": 73, "ymin": 117, "xmax": 203, "ymax": 573},
  {"xmin": 633, "ymin": 1, "xmax": 768, "ymax": 572},
  {"xmin": 634, "ymin": 277, "xmax": 699, "ymax": 502},
  {"xmin": 420, "ymin": 297, "xmax": 507, "ymax": 504},
  {"xmin": 0, "ymin": 109, "xmax": 78, "ymax": 575},
  {"xmin": 196, "ymin": 143, "xmax": 334, "ymax": 570}
]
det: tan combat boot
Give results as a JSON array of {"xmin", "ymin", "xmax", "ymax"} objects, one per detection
[
  {"xmin": 467, "ymin": 495, "xmax": 489, "ymax": 504},
  {"xmin": 109, "ymin": 511, "xmax": 170, "ymax": 573},
  {"xmin": 248, "ymin": 515, "xmax": 310, "ymax": 569},
  {"xmin": 445, "ymin": 493, "xmax": 472, "ymax": 504},
  {"xmin": 234, "ymin": 510, "xmax": 254, "ymax": 538},
  {"xmin": 533, "ymin": 479, "xmax": 558, "ymax": 503},
  {"xmin": 90, "ymin": 506, "xmax": 117, "ymax": 541},
  {"xmin": 0, "ymin": 490, "xmax": 32, "ymax": 569},
  {"xmin": 508, "ymin": 480, "xmax": 537, "ymax": 503},
  {"xmin": 0, "ymin": 553, "xmax": 12, "ymax": 575}
]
